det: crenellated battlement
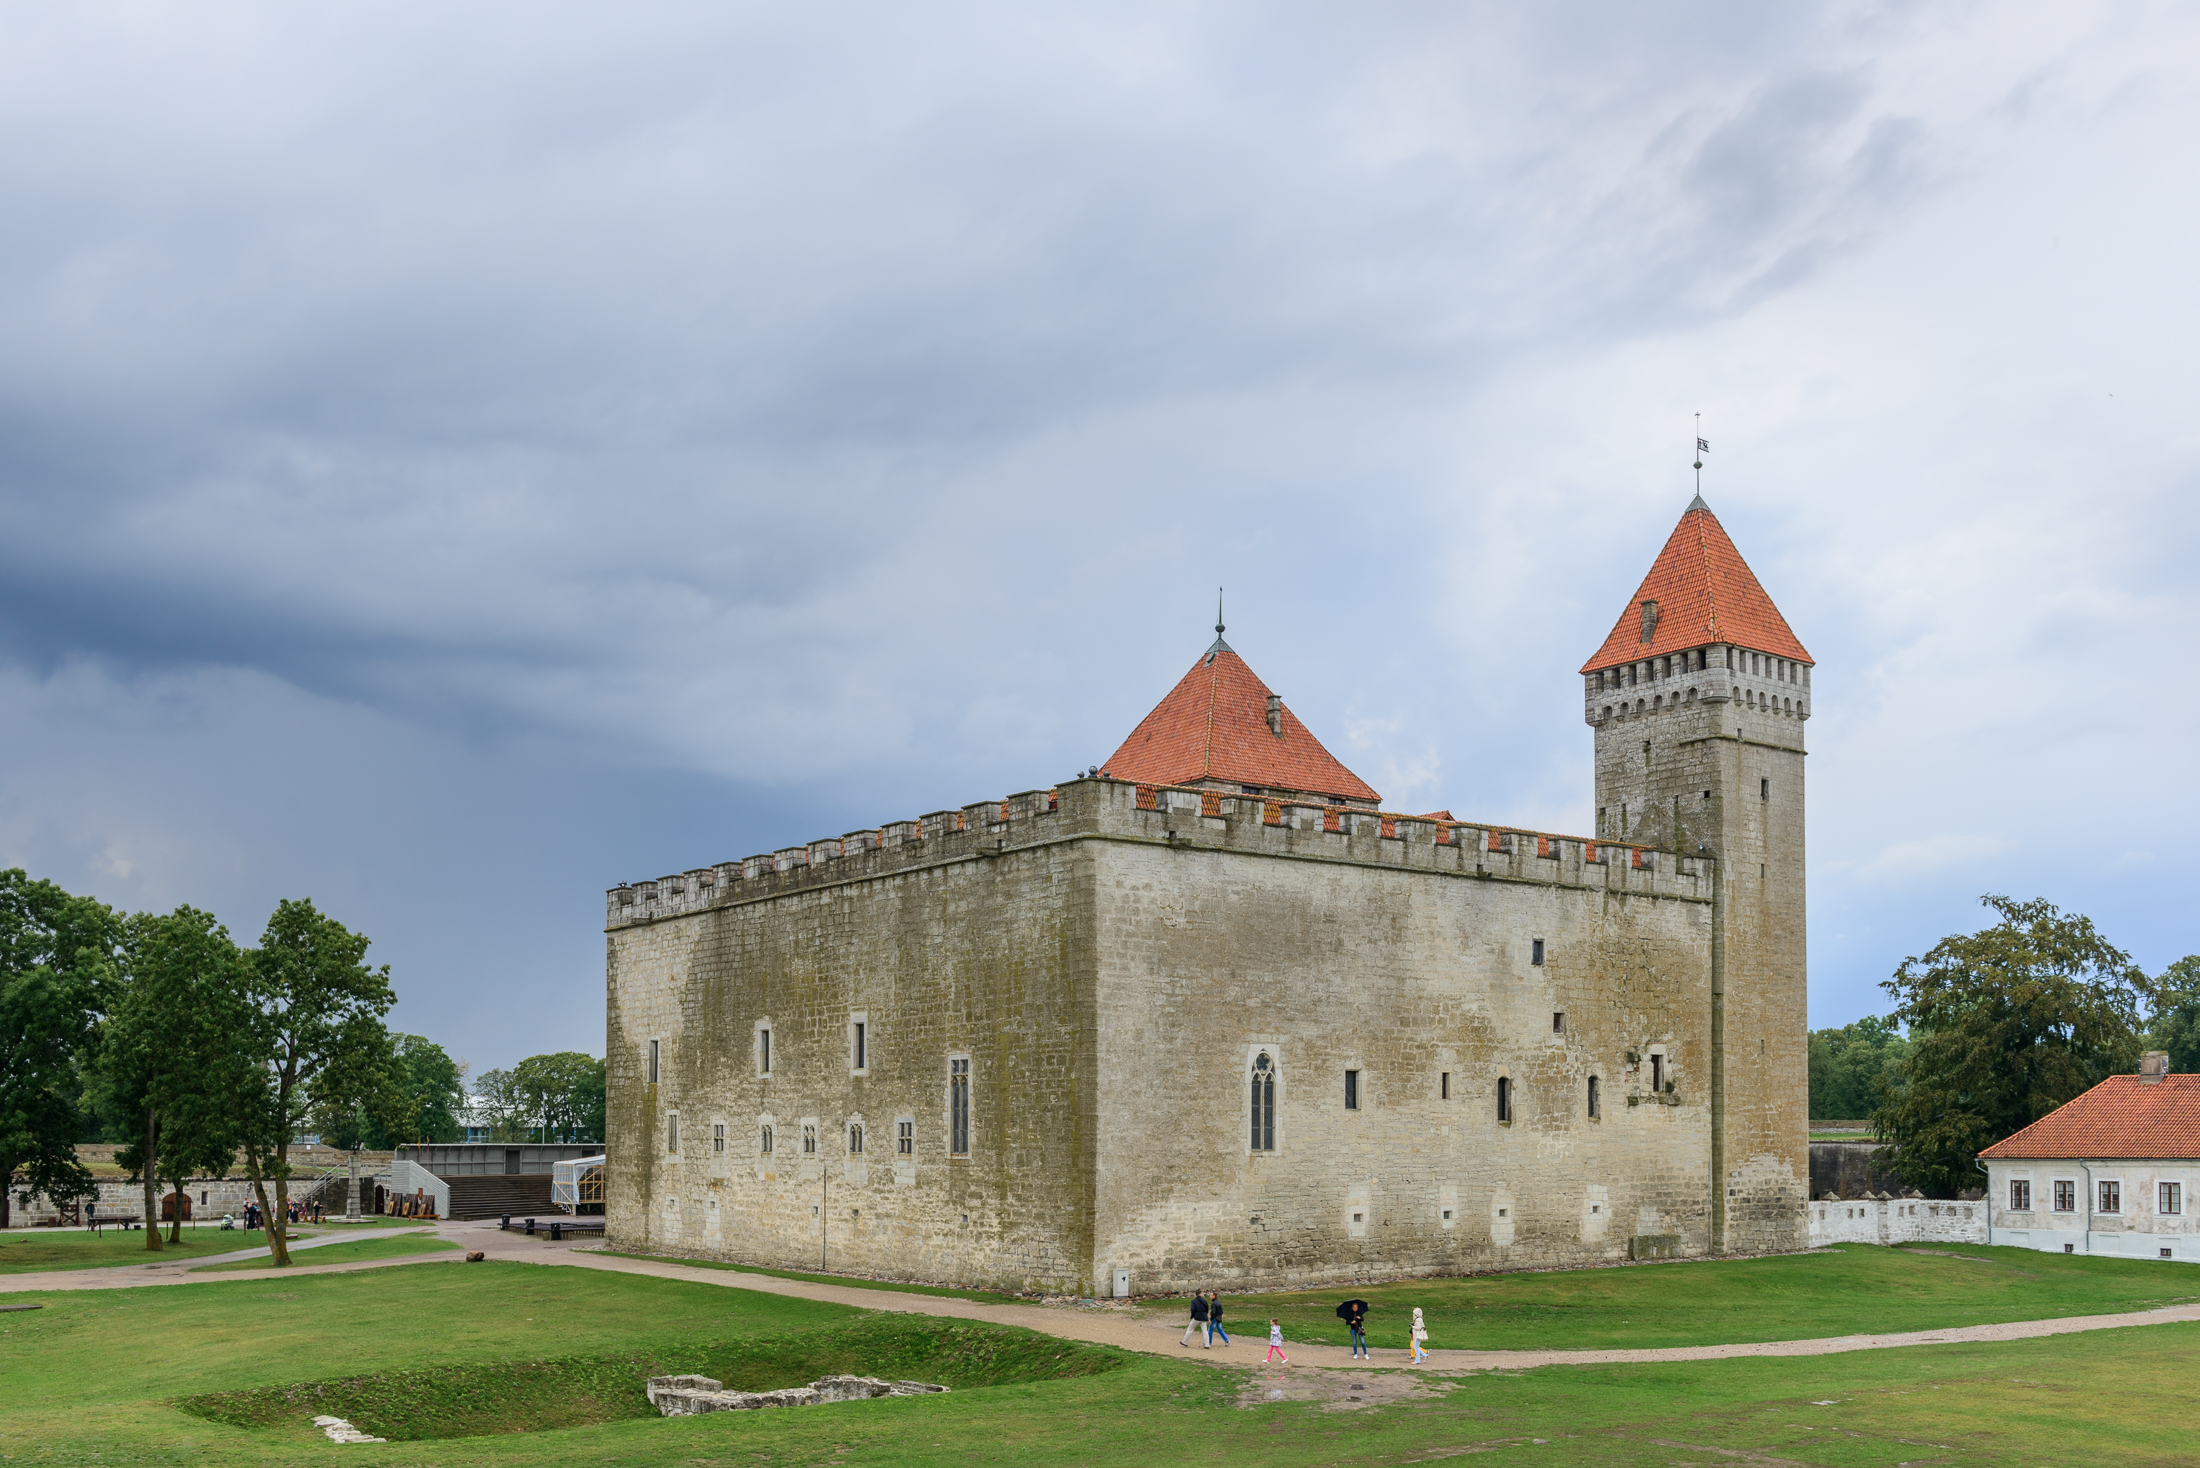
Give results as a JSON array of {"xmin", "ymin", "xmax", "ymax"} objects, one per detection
[
  {"xmin": 605, "ymin": 778, "xmax": 1711, "ymax": 930},
  {"xmin": 1583, "ymin": 642, "xmax": 1810, "ymax": 728}
]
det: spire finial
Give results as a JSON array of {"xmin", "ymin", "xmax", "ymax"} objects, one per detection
[
  {"xmin": 1216, "ymin": 587, "xmax": 1225, "ymax": 640},
  {"xmin": 1693, "ymin": 413, "xmax": 1707, "ymax": 496}
]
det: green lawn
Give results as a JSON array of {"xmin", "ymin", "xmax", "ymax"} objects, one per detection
[
  {"xmin": 600, "ymin": 1249, "xmax": 1027, "ymax": 1304},
  {"xmin": 3, "ymin": 1249, "xmax": 2198, "ymax": 1465},
  {"xmin": 1146, "ymin": 1243, "xmax": 2200, "ymax": 1351},
  {"xmin": 0, "ymin": 1228, "xmax": 321, "ymax": 1274},
  {"xmin": 191, "ymin": 1233, "xmax": 460, "ymax": 1272}
]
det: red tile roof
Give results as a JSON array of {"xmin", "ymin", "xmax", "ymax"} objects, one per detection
[
  {"xmin": 1101, "ymin": 640, "xmax": 1381, "ymax": 805},
  {"xmin": 1977, "ymin": 1074, "xmax": 2200, "ymax": 1160},
  {"xmin": 1580, "ymin": 497, "xmax": 1813, "ymax": 674}
]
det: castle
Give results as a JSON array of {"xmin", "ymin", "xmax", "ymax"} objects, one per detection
[{"xmin": 603, "ymin": 495, "xmax": 1813, "ymax": 1293}]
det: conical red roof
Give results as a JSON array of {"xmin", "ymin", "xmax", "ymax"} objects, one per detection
[
  {"xmin": 1102, "ymin": 641, "xmax": 1380, "ymax": 804},
  {"xmin": 1581, "ymin": 496, "xmax": 1812, "ymax": 673}
]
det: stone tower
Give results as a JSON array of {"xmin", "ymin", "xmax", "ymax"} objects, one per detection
[{"xmin": 1580, "ymin": 494, "xmax": 1812, "ymax": 1252}]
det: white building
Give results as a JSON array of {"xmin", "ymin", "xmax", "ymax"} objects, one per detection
[{"xmin": 1979, "ymin": 1052, "xmax": 2199, "ymax": 1262}]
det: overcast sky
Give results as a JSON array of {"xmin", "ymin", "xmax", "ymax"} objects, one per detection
[{"xmin": 3, "ymin": 3, "xmax": 2195, "ymax": 1075}]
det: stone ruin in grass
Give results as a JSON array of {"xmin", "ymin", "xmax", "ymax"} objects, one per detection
[{"xmin": 647, "ymin": 1374, "xmax": 949, "ymax": 1416}]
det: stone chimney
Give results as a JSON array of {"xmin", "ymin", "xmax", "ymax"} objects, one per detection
[
  {"xmin": 2139, "ymin": 1050, "xmax": 2170, "ymax": 1084},
  {"xmin": 1266, "ymin": 693, "xmax": 1282, "ymax": 737}
]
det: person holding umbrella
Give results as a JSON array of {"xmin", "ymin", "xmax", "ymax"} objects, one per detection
[{"xmin": 1335, "ymin": 1297, "xmax": 1371, "ymax": 1359}]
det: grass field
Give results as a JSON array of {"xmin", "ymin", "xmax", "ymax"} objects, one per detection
[
  {"xmin": 600, "ymin": 1250, "xmax": 1028, "ymax": 1304},
  {"xmin": 190, "ymin": 1233, "xmax": 459, "ymax": 1272},
  {"xmin": 3, "ymin": 1248, "xmax": 2197, "ymax": 1465},
  {"xmin": 0, "ymin": 1228, "xmax": 327, "ymax": 1273},
  {"xmin": 1143, "ymin": 1243, "xmax": 2200, "ymax": 1351}
]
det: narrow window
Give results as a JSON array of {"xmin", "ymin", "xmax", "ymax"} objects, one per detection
[
  {"xmin": 648, "ymin": 1039, "xmax": 660, "ymax": 1085},
  {"xmin": 1496, "ymin": 1076, "xmax": 1511, "ymax": 1123},
  {"xmin": 897, "ymin": 1119, "xmax": 913, "ymax": 1155},
  {"xmin": 712, "ymin": 1122, "xmax": 725, "ymax": 1154},
  {"xmin": 666, "ymin": 1112, "xmax": 679, "ymax": 1154},
  {"xmin": 949, "ymin": 1057, "xmax": 971, "ymax": 1156},
  {"xmin": 1441, "ymin": 1072, "xmax": 1450, "ymax": 1100},
  {"xmin": 1760, "ymin": 777, "xmax": 1769, "ymax": 800},
  {"xmin": 2009, "ymin": 1179, "xmax": 2030, "ymax": 1211},
  {"xmin": 1552, "ymin": 1012, "xmax": 1564, "ymax": 1034},
  {"xmin": 1587, "ymin": 1075, "xmax": 1600, "ymax": 1119},
  {"xmin": 2053, "ymin": 1180, "xmax": 2075, "ymax": 1212},
  {"xmin": 2100, "ymin": 1181, "xmax": 2120, "ymax": 1213},
  {"xmin": 849, "ymin": 1124, "xmax": 864, "ymax": 1154},
  {"xmin": 761, "ymin": 1125, "xmax": 774, "ymax": 1154},
  {"xmin": 2162, "ymin": 1182, "xmax": 2182, "ymax": 1215},
  {"xmin": 1531, "ymin": 938, "xmax": 1546, "ymax": 966},
  {"xmin": 759, "ymin": 1026, "xmax": 771, "ymax": 1076},
  {"xmin": 803, "ymin": 1124, "xmax": 818, "ymax": 1155},
  {"xmin": 1650, "ymin": 1054, "xmax": 1664, "ymax": 1093},
  {"xmin": 1344, "ymin": 1069, "xmax": 1359, "ymax": 1111},
  {"xmin": 1250, "ymin": 1052, "xmax": 1276, "ymax": 1151},
  {"xmin": 854, "ymin": 1020, "xmax": 867, "ymax": 1071}
]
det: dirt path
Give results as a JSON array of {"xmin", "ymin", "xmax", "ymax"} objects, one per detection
[{"xmin": 7, "ymin": 1222, "xmax": 2200, "ymax": 1372}]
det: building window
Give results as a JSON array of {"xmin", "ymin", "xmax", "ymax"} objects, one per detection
[
  {"xmin": 1587, "ymin": 1075, "xmax": 1600, "ymax": 1119},
  {"xmin": 1250, "ymin": 1052, "xmax": 1276, "ymax": 1152},
  {"xmin": 2053, "ymin": 1180, "xmax": 2075, "ymax": 1212},
  {"xmin": 852, "ymin": 1017, "xmax": 867, "ymax": 1072},
  {"xmin": 761, "ymin": 1124, "xmax": 774, "ymax": 1154},
  {"xmin": 1552, "ymin": 1012, "xmax": 1564, "ymax": 1034},
  {"xmin": 1441, "ymin": 1071, "xmax": 1450, "ymax": 1100},
  {"xmin": 2009, "ymin": 1179, "xmax": 2031, "ymax": 1212},
  {"xmin": 2161, "ymin": 1182, "xmax": 2182, "ymax": 1215},
  {"xmin": 758, "ymin": 1025, "xmax": 771, "ymax": 1077},
  {"xmin": 1650, "ymin": 1054, "xmax": 1664, "ymax": 1093},
  {"xmin": 1344, "ymin": 1069, "xmax": 1359, "ymax": 1111},
  {"xmin": 1497, "ymin": 1076, "xmax": 1511, "ymax": 1123},
  {"xmin": 648, "ymin": 1039, "xmax": 660, "ymax": 1085},
  {"xmin": 2100, "ymin": 1181, "xmax": 2121, "ymax": 1214},
  {"xmin": 949, "ymin": 1057, "xmax": 971, "ymax": 1156},
  {"xmin": 666, "ymin": 1112, "xmax": 679, "ymax": 1154},
  {"xmin": 803, "ymin": 1124, "xmax": 818, "ymax": 1155},
  {"xmin": 898, "ymin": 1119, "xmax": 914, "ymax": 1155},
  {"xmin": 849, "ymin": 1124, "xmax": 864, "ymax": 1154},
  {"xmin": 1760, "ymin": 778, "xmax": 1769, "ymax": 800},
  {"xmin": 1531, "ymin": 939, "xmax": 1545, "ymax": 966},
  {"xmin": 712, "ymin": 1122, "xmax": 725, "ymax": 1155}
]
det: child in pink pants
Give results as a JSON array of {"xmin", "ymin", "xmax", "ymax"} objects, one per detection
[{"xmin": 1265, "ymin": 1319, "xmax": 1288, "ymax": 1364}]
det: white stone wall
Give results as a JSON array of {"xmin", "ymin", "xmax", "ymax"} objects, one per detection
[
  {"xmin": 1808, "ymin": 1196, "xmax": 1986, "ymax": 1247},
  {"xmin": 1985, "ymin": 1160, "xmax": 2200, "ymax": 1261}
]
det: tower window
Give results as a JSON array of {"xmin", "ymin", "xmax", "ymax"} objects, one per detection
[
  {"xmin": 898, "ymin": 1119, "xmax": 914, "ymax": 1155},
  {"xmin": 1587, "ymin": 1076, "xmax": 1601, "ymax": 1119},
  {"xmin": 1552, "ymin": 1012, "xmax": 1564, "ymax": 1034},
  {"xmin": 1441, "ymin": 1071, "xmax": 1450, "ymax": 1100},
  {"xmin": 949, "ymin": 1057, "xmax": 970, "ymax": 1156},
  {"xmin": 667, "ymin": 1112, "xmax": 679, "ymax": 1154},
  {"xmin": 1531, "ymin": 938, "xmax": 1545, "ymax": 966},
  {"xmin": 1760, "ymin": 778, "xmax": 1769, "ymax": 800},
  {"xmin": 1496, "ymin": 1076, "xmax": 1512, "ymax": 1123},
  {"xmin": 1344, "ymin": 1069, "xmax": 1359, "ymax": 1110},
  {"xmin": 648, "ymin": 1039, "xmax": 660, "ymax": 1085},
  {"xmin": 758, "ymin": 1025, "xmax": 771, "ymax": 1077},
  {"xmin": 1650, "ymin": 1055, "xmax": 1664, "ymax": 1092},
  {"xmin": 761, "ymin": 1124, "xmax": 774, "ymax": 1154},
  {"xmin": 849, "ymin": 1123, "xmax": 864, "ymax": 1154},
  {"xmin": 712, "ymin": 1122, "xmax": 725, "ymax": 1154},
  {"xmin": 803, "ymin": 1124, "xmax": 818, "ymax": 1155},
  {"xmin": 1250, "ymin": 1052, "xmax": 1277, "ymax": 1151}
]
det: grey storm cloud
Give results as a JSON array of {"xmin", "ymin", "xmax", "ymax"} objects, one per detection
[{"xmin": 1, "ymin": 1, "xmax": 2196, "ymax": 1067}]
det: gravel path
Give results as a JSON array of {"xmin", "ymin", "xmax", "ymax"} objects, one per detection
[{"xmin": 7, "ymin": 1221, "xmax": 2199, "ymax": 1372}]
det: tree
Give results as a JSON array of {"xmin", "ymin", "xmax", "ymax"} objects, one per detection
[
  {"xmin": 102, "ymin": 907, "xmax": 254, "ymax": 1248},
  {"xmin": 1807, "ymin": 1014, "xmax": 1911, "ymax": 1120},
  {"xmin": 238, "ymin": 899, "xmax": 396, "ymax": 1266},
  {"xmin": 477, "ymin": 1053, "xmax": 604, "ymax": 1143},
  {"xmin": 1874, "ymin": 895, "xmax": 2147, "ymax": 1196},
  {"xmin": 0, "ymin": 870, "xmax": 123, "ymax": 1227},
  {"xmin": 2147, "ymin": 956, "xmax": 2200, "ymax": 1074},
  {"xmin": 362, "ymin": 1034, "xmax": 466, "ymax": 1147},
  {"xmin": 303, "ymin": 1024, "xmax": 412, "ymax": 1220}
]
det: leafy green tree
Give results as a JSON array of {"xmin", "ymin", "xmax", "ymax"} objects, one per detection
[
  {"xmin": 359, "ymin": 1034, "xmax": 465, "ymax": 1147},
  {"xmin": 238, "ymin": 899, "xmax": 396, "ymax": 1266},
  {"xmin": 102, "ymin": 908, "xmax": 255, "ymax": 1247},
  {"xmin": 478, "ymin": 1053, "xmax": 604, "ymax": 1142},
  {"xmin": 303, "ymin": 1025, "xmax": 413, "ymax": 1218},
  {"xmin": 1807, "ymin": 1014, "xmax": 1911, "ymax": 1121},
  {"xmin": 0, "ymin": 871, "xmax": 123, "ymax": 1227},
  {"xmin": 2147, "ymin": 955, "xmax": 2200, "ymax": 1074},
  {"xmin": 1874, "ymin": 895, "xmax": 2147, "ymax": 1196}
]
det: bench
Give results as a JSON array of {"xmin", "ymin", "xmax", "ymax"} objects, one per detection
[
  {"xmin": 502, "ymin": 1215, "xmax": 606, "ymax": 1241},
  {"xmin": 87, "ymin": 1215, "xmax": 143, "ymax": 1233}
]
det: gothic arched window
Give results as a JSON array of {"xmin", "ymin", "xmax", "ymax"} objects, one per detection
[{"xmin": 1250, "ymin": 1052, "xmax": 1276, "ymax": 1152}]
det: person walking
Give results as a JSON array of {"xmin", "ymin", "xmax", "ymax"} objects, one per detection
[
  {"xmin": 1336, "ymin": 1297, "xmax": 1371, "ymax": 1359},
  {"xmin": 1206, "ymin": 1292, "xmax": 1230, "ymax": 1347},
  {"xmin": 1409, "ymin": 1306, "xmax": 1429, "ymax": 1365},
  {"xmin": 1181, "ymin": 1291, "xmax": 1210, "ymax": 1347},
  {"xmin": 1265, "ymin": 1319, "xmax": 1289, "ymax": 1365}
]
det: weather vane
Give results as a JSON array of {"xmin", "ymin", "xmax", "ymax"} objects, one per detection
[{"xmin": 1694, "ymin": 413, "xmax": 1709, "ymax": 497}]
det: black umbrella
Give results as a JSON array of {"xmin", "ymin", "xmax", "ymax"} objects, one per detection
[{"xmin": 1334, "ymin": 1298, "xmax": 1370, "ymax": 1320}]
